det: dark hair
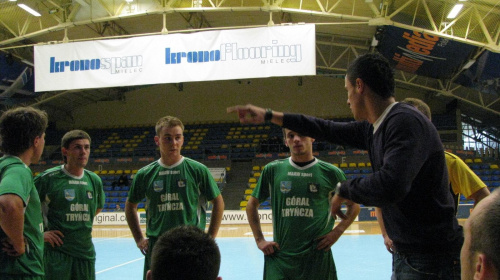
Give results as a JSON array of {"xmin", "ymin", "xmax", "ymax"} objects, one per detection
[
  {"xmin": 61, "ymin": 130, "xmax": 91, "ymax": 163},
  {"xmin": 401, "ymin": 98, "xmax": 432, "ymax": 120},
  {"xmin": 151, "ymin": 225, "xmax": 221, "ymax": 280},
  {"xmin": 0, "ymin": 107, "xmax": 48, "ymax": 156},
  {"xmin": 346, "ymin": 53, "xmax": 395, "ymax": 98},
  {"xmin": 155, "ymin": 116, "xmax": 184, "ymax": 136},
  {"xmin": 470, "ymin": 189, "xmax": 500, "ymax": 274}
]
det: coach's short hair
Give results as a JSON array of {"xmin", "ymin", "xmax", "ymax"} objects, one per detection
[
  {"xmin": 155, "ymin": 116, "xmax": 184, "ymax": 136},
  {"xmin": 150, "ymin": 225, "xmax": 221, "ymax": 280},
  {"xmin": 346, "ymin": 53, "xmax": 395, "ymax": 99},
  {"xmin": 0, "ymin": 107, "xmax": 48, "ymax": 156}
]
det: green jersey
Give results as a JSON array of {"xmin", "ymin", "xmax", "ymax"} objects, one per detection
[
  {"xmin": 34, "ymin": 165, "xmax": 105, "ymax": 260},
  {"xmin": 0, "ymin": 156, "xmax": 44, "ymax": 277},
  {"xmin": 253, "ymin": 157, "xmax": 346, "ymax": 279},
  {"xmin": 128, "ymin": 157, "xmax": 221, "ymax": 238}
]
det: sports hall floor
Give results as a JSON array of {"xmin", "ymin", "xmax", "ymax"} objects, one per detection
[{"xmin": 93, "ymin": 221, "xmax": 463, "ymax": 280}]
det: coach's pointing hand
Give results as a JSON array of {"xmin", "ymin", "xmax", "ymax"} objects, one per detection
[{"xmin": 227, "ymin": 104, "xmax": 284, "ymax": 126}]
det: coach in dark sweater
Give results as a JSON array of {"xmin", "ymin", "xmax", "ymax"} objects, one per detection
[{"xmin": 228, "ymin": 53, "xmax": 463, "ymax": 279}]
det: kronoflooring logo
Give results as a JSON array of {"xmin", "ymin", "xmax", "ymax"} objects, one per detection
[
  {"xmin": 165, "ymin": 40, "xmax": 303, "ymax": 65},
  {"xmin": 49, "ymin": 55, "xmax": 143, "ymax": 74}
]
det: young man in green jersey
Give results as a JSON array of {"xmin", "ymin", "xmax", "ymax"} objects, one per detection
[
  {"xmin": 34, "ymin": 130, "xmax": 105, "ymax": 280},
  {"xmin": 125, "ymin": 116, "xmax": 225, "ymax": 280},
  {"xmin": 246, "ymin": 128, "xmax": 360, "ymax": 280},
  {"xmin": 0, "ymin": 106, "xmax": 48, "ymax": 280}
]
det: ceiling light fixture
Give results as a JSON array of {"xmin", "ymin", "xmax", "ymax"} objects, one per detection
[
  {"xmin": 447, "ymin": 4, "xmax": 464, "ymax": 19},
  {"xmin": 17, "ymin": 3, "xmax": 41, "ymax": 17}
]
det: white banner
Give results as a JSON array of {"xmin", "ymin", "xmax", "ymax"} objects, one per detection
[
  {"xmin": 92, "ymin": 210, "xmax": 273, "ymax": 226},
  {"xmin": 35, "ymin": 25, "xmax": 316, "ymax": 92}
]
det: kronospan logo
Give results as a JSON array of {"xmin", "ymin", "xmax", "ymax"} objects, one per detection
[{"xmin": 49, "ymin": 55, "xmax": 143, "ymax": 74}]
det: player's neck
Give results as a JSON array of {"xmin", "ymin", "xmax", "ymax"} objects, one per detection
[
  {"xmin": 64, "ymin": 164, "xmax": 84, "ymax": 177},
  {"xmin": 291, "ymin": 154, "xmax": 314, "ymax": 164},
  {"xmin": 160, "ymin": 155, "xmax": 183, "ymax": 166}
]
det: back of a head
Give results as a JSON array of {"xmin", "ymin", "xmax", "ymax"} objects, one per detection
[
  {"xmin": 470, "ymin": 189, "xmax": 500, "ymax": 277},
  {"xmin": 401, "ymin": 98, "xmax": 432, "ymax": 120},
  {"xmin": 346, "ymin": 53, "xmax": 395, "ymax": 99},
  {"xmin": 150, "ymin": 225, "xmax": 221, "ymax": 280},
  {"xmin": 0, "ymin": 107, "xmax": 48, "ymax": 156}
]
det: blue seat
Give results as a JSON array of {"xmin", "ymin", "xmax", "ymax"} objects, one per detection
[
  {"xmin": 138, "ymin": 203, "xmax": 145, "ymax": 208},
  {"xmin": 108, "ymin": 203, "xmax": 116, "ymax": 209}
]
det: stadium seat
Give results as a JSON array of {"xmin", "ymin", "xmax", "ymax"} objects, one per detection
[
  {"xmin": 249, "ymin": 183, "xmax": 257, "ymax": 189},
  {"xmin": 348, "ymin": 163, "xmax": 357, "ymax": 168},
  {"xmin": 245, "ymin": 189, "xmax": 253, "ymax": 195},
  {"xmin": 248, "ymin": 177, "xmax": 257, "ymax": 183},
  {"xmin": 240, "ymin": 201, "xmax": 248, "ymax": 207},
  {"xmin": 473, "ymin": 158, "xmax": 483, "ymax": 163},
  {"xmin": 464, "ymin": 158, "xmax": 473, "ymax": 164},
  {"xmin": 340, "ymin": 163, "xmax": 348, "ymax": 168}
]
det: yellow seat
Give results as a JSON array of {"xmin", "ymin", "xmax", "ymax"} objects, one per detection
[
  {"xmin": 367, "ymin": 162, "xmax": 372, "ymax": 167},
  {"xmin": 332, "ymin": 163, "xmax": 339, "ymax": 167},
  {"xmin": 474, "ymin": 158, "xmax": 483, "ymax": 163},
  {"xmin": 252, "ymin": 166, "xmax": 260, "ymax": 171},
  {"xmin": 340, "ymin": 163, "xmax": 348, "ymax": 168},
  {"xmin": 348, "ymin": 163, "xmax": 357, "ymax": 168},
  {"xmin": 254, "ymin": 172, "xmax": 261, "ymax": 177},
  {"xmin": 240, "ymin": 201, "xmax": 248, "ymax": 207},
  {"xmin": 490, "ymin": 164, "xmax": 499, "ymax": 169},
  {"xmin": 100, "ymin": 170, "xmax": 108, "ymax": 175},
  {"xmin": 244, "ymin": 189, "xmax": 253, "ymax": 195},
  {"xmin": 249, "ymin": 183, "xmax": 257, "ymax": 189},
  {"xmin": 108, "ymin": 170, "xmax": 116, "ymax": 175},
  {"xmin": 465, "ymin": 158, "xmax": 473, "ymax": 164},
  {"xmin": 245, "ymin": 195, "xmax": 251, "ymax": 201},
  {"xmin": 248, "ymin": 177, "xmax": 257, "ymax": 183},
  {"xmin": 358, "ymin": 162, "xmax": 366, "ymax": 167}
]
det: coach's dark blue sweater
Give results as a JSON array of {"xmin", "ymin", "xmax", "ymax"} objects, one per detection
[{"xmin": 283, "ymin": 102, "xmax": 463, "ymax": 254}]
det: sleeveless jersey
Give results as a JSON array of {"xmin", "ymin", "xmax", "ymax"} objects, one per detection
[
  {"xmin": 128, "ymin": 157, "xmax": 221, "ymax": 238},
  {"xmin": 0, "ymin": 156, "xmax": 44, "ymax": 277},
  {"xmin": 34, "ymin": 165, "xmax": 105, "ymax": 260}
]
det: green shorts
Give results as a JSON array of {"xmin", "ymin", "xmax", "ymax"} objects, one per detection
[
  {"xmin": 143, "ymin": 237, "xmax": 158, "ymax": 280},
  {"xmin": 44, "ymin": 249, "xmax": 95, "ymax": 280},
  {"xmin": 264, "ymin": 246, "xmax": 338, "ymax": 280}
]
